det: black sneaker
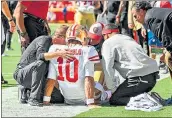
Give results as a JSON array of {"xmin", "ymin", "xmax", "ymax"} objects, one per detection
[
  {"xmin": 6, "ymin": 48, "xmax": 14, "ymax": 51},
  {"xmin": 1, "ymin": 80, "xmax": 8, "ymax": 84},
  {"xmin": 20, "ymin": 98, "xmax": 27, "ymax": 104},
  {"xmin": 28, "ymin": 99, "xmax": 43, "ymax": 107},
  {"xmin": 19, "ymin": 88, "xmax": 29, "ymax": 104}
]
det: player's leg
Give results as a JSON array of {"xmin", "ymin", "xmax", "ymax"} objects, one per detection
[
  {"xmin": 86, "ymin": 13, "xmax": 96, "ymax": 29},
  {"xmin": 74, "ymin": 11, "xmax": 86, "ymax": 27},
  {"xmin": 94, "ymin": 63, "xmax": 104, "ymax": 84}
]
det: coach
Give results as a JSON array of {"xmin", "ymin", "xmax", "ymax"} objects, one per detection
[
  {"xmin": 13, "ymin": 1, "xmax": 50, "ymax": 103},
  {"xmin": 13, "ymin": 25, "xmax": 72, "ymax": 106},
  {"xmin": 14, "ymin": 1, "xmax": 50, "ymax": 53},
  {"xmin": 131, "ymin": 1, "xmax": 172, "ymax": 79}
]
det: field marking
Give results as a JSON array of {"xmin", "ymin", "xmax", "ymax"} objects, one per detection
[{"xmin": 2, "ymin": 73, "xmax": 13, "ymax": 75}]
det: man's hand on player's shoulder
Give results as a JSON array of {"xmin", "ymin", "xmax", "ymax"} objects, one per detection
[{"xmin": 55, "ymin": 49, "xmax": 75, "ymax": 60}]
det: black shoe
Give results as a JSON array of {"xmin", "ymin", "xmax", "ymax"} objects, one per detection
[
  {"xmin": 28, "ymin": 99, "xmax": 43, "ymax": 107},
  {"xmin": 150, "ymin": 92, "xmax": 166, "ymax": 106},
  {"xmin": 20, "ymin": 98, "xmax": 28, "ymax": 104},
  {"xmin": 19, "ymin": 88, "xmax": 29, "ymax": 104},
  {"xmin": 6, "ymin": 48, "xmax": 14, "ymax": 51},
  {"xmin": 1, "ymin": 80, "xmax": 8, "ymax": 84}
]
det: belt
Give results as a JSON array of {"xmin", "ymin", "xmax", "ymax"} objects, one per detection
[{"xmin": 24, "ymin": 13, "xmax": 45, "ymax": 24}]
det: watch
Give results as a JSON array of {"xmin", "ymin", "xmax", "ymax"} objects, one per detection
[{"xmin": 20, "ymin": 32, "xmax": 28, "ymax": 37}]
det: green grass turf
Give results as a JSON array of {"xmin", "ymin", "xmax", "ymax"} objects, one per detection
[
  {"xmin": 1, "ymin": 23, "xmax": 69, "ymax": 89},
  {"xmin": 76, "ymin": 78, "xmax": 172, "ymax": 117}
]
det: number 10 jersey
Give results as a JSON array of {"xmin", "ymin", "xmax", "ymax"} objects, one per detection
[{"xmin": 47, "ymin": 44, "xmax": 100, "ymax": 104}]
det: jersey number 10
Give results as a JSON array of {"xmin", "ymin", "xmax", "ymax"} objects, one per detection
[{"xmin": 57, "ymin": 57, "xmax": 79, "ymax": 83}]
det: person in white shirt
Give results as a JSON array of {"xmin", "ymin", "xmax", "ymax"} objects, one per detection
[
  {"xmin": 101, "ymin": 23, "xmax": 159, "ymax": 106},
  {"xmin": 43, "ymin": 24, "xmax": 111, "ymax": 107}
]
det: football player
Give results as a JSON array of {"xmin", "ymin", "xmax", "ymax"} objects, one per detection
[
  {"xmin": 43, "ymin": 24, "xmax": 111, "ymax": 107},
  {"xmin": 74, "ymin": 1, "xmax": 100, "ymax": 29}
]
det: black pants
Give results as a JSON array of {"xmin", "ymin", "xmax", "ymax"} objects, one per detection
[
  {"xmin": 6, "ymin": 30, "xmax": 13, "ymax": 49},
  {"xmin": 1, "ymin": 19, "xmax": 7, "ymax": 82},
  {"xmin": 110, "ymin": 72, "xmax": 158, "ymax": 106},
  {"xmin": 19, "ymin": 13, "xmax": 48, "ymax": 53}
]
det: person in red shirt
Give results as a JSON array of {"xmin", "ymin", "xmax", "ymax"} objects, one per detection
[
  {"xmin": 13, "ymin": 1, "xmax": 50, "ymax": 105},
  {"xmin": 14, "ymin": 1, "xmax": 50, "ymax": 53}
]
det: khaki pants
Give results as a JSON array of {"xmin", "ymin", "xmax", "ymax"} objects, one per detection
[
  {"xmin": 94, "ymin": 63, "xmax": 104, "ymax": 84},
  {"xmin": 164, "ymin": 51, "xmax": 172, "ymax": 80},
  {"xmin": 74, "ymin": 11, "xmax": 95, "ymax": 29}
]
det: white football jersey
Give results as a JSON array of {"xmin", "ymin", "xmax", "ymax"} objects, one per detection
[
  {"xmin": 76, "ymin": 1, "xmax": 95, "ymax": 13},
  {"xmin": 47, "ymin": 44, "xmax": 100, "ymax": 104}
]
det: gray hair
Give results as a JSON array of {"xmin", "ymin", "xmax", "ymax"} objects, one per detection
[{"xmin": 131, "ymin": 1, "xmax": 152, "ymax": 11}]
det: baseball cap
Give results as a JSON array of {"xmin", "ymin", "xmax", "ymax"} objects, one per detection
[
  {"xmin": 102, "ymin": 23, "xmax": 119, "ymax": 35},
  {"xmin": 88, "ymin": 22, "xmax": 104, "ymax": 41},
  {"xmin": 160, "ymin": 1, "xmax": 171, "ymax": 8}
]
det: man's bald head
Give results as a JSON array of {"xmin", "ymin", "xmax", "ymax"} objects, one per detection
[{"xmin": 52, "ymin": 25, "xmax": 69, "ymax": 45}]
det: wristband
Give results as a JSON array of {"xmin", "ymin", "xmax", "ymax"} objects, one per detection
[
  {"xmin": 8, "ymin": 18, "xmax": 14, "ymax": 22},
  {"xmin": 43, "ymin": 96, "xmax": 51, "ymax": 102},
  {"xmin": 20, "ymin": 32, "xmax": 28, "ymax": 37},
  {"xmin": 86, "ymin": 98, "xmax": 94, "ymax": 105},
  {"xmin": 105, "ymin": 91, "xmax": 112, "ymax": 99}
]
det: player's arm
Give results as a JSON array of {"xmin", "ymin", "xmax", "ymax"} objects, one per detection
[
  {"xmin": 84, "ymin": 60, "xmax": 96, "ymax": 106},
  {"xmin": 85, "ymin": 46, "xmax": 101, "ymax": 107},
  {"xmin": 116, "ymin": 1, "xmax": 125, "ymax": 25},
  {"xmin": 43, "ymin": 79, "xmax": 57, "ymax": 105},
  {"xmin": 101, "ymin": 0, "xmax": 107, "ymax": 16},
  {"xmin": 85, "ymin": 76, "xmax": 95, "ymax": 105},
  {"xmin": 116, "ymin": 1, "xmax": 125, "ymax": 18},
  {"xmin": 43, "ymin": 62, "xmax": 57, "ymax": 105},
  {"xmin": 128, "ymin": 1, "xmax": 134, "ymax": 29}
]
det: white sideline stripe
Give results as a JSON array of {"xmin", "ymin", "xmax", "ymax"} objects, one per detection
[
  {"xmin": 3, "ymin": 62, "xmax": 18, "ymax": 64},
  {"xmin": 2, "ymin": 73, "xmax": 13, "ymax": 75}
]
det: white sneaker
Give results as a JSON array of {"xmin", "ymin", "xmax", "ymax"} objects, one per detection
[{"xmin": 125, "ymin": 93, "xmax": 163, "ymax": 112}]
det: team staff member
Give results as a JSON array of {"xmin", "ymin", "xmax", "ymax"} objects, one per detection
[
  {"xmin": 14, "ymin": 1, "xmax": 50, "ymax": 53},
  {"xmin": 13, "ymin": 25, "xmax": 73, "ymax": 106},
  {"xmin": 14, "ymin": 1, "xmax": 50, "ymax": 103},
  {"xmin": 1, "ymin": 0, "xmax": 15, "ymax": 84},
  {"xmin": 131, "ymin": 1, "xmax": 172, "ymax": 79},
  {"xmin": 101, "ymin": 23, "xmax": 159, "ymax": 106}
]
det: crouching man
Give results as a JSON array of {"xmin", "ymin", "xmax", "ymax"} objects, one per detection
[
  {"xmin": 43, "ymin": 24, "xmax": 110, "ymax": 107},
  {"xmin": 101, "ymin": 23, "xmax": 162, "ymax": 111},
  {"xmin": 13, "ymin": 25, "xmax": 73, "ymax": 106}
]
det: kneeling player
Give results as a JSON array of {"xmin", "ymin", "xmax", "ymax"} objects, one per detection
[{"xmin": 43, "ymin": 24, "xmax": 111, "ymax": 107}]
